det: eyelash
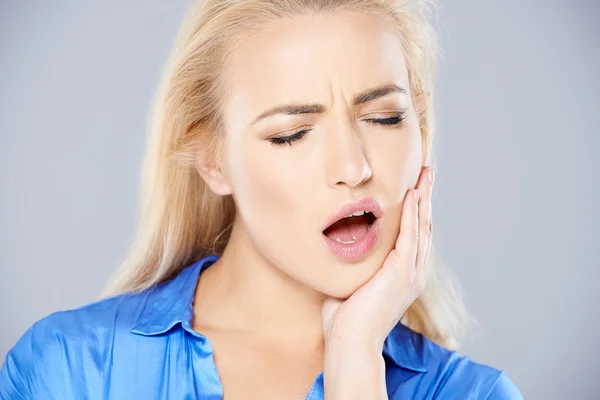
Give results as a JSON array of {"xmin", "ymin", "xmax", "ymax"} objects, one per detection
[{"xmin": 268, "ymin": 114, "xmax": 407, "ymax": 146}]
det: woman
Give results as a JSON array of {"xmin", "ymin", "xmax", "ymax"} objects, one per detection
[{"xmin": 0, "ymin": 0, "xmax": 523, "ymax": 398}]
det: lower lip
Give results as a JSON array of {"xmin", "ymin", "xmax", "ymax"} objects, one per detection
[{"xmin": 322, "ymin": 217, "xmax": 383, "ymax": 260}]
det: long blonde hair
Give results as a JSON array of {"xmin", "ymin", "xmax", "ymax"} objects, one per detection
[{"xmin": 102, "ymin": 0, "xmax": 470, "ymax": 350}]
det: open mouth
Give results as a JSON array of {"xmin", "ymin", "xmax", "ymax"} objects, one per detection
[{"xmin": 322, "ymin": 211, "xmax": 377, "ymax": 244}]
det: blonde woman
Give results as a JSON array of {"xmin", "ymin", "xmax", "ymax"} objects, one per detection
[{"xmin": 0, "ymin": 0, "xmax": 522, "ymax": 398}]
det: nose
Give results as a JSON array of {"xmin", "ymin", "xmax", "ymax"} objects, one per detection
[{"xmin": 324, "ymin": 119, "xmax": 373, "ymax": 188}]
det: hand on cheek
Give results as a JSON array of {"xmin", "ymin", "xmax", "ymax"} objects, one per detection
[{"xmin": 321, "ymin": 166, "xmax": 434, "ymax": 351}]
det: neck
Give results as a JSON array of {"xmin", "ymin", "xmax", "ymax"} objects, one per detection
[{"xmin": 192, "ymin": 215, "xmax": 327, "ymax": 349}]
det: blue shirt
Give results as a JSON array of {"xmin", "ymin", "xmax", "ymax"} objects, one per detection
[{"xmin": 1, "ymin": 255, "xmax": 522, "ymax": 399}]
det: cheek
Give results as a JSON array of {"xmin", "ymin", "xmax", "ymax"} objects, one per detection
[
  {"xmin": 372, "ymin": 125, "xmax": 423, "ymax": 199},
  {"xmin": 229, "ymin": 142, "xmax": 307, "ymax": 248},
  {"xmin": 368, "ymin": 123, "xmax": 422, "ymax": 257},
  {"xmin": 229, "ymin": 143, "xmax": 327, "ymax": 287},
  {"xmin": 235, "ymin": 151, "xmax": 286, "ymax": 222}
]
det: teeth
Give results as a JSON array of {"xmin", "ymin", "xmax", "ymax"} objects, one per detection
[
  {"xmin": 334, "ymin": 237, "xmax": 357, "ymax": 244},
  {"xmin": 344, "ymin": 210, "xmax": 367, "ymax": 218}
]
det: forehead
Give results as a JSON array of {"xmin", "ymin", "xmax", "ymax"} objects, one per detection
[{"xmin": 221, "ymin": 11, "xmax": 410, "ymax": 117}]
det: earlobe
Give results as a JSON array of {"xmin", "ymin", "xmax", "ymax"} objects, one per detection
[
  {"xmin": 212, "ymin": 169, "xmax": 233, "ymax": 196},
  {"xmin": 195, "ymin": 155, "xmax": 233, "ymax": 196}
]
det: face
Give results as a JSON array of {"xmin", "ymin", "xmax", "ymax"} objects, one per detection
[{"xmin": 206, "ymin": 11, "xmax": 422, "ymax": 298}]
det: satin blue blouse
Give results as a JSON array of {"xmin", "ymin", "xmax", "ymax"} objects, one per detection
[{"xmin": 1, "ymin": 255, "xmax": 522, "ymax": 399}]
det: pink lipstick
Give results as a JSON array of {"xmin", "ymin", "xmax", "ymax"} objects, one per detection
[{"xmin": 321, "ymin": 197, "xmax": 383, "ymax": 260}]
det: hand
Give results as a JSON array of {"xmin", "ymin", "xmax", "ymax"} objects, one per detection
[{"xmin": 321, "ymin": 165, "xmax": 434, "ymax": 351}]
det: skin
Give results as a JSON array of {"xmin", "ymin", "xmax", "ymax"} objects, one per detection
[{"xmin": 193, "ymin": 10, "xmax": 433, "ymax": 400}]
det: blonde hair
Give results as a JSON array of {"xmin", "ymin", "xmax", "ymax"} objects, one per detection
[{"xmin": 102, "ymin": 0, "xmax": 470, "ymax": 350}]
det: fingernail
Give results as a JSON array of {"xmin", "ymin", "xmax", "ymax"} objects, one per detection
[
  {"xmin": 413, "ymin": 189, "xmax": 420, "ymax": 202},
  {"xmin": 428, "ymin": 168, "xmax": 435, "ymax": 185}
]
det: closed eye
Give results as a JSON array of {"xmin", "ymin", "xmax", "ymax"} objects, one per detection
[
  {"xmin": 362, "ymin": 113, "xmax": 407, "ymax": 126},
  {"xmin": 268, "ymin": 129, "xmax": 310, "ymax": 146},
  {"xmin": 267, "ymin": 113, "xmax": 406, "ymax": 146}
]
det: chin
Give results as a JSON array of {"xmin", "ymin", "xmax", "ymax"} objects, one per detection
[
  {"xmin": 321, "ymin": 283, "xmax": 361, "ymax": 300},
  {"xmin": 314, "ymin": 255, "xmax": 386, "ymax": 299}
]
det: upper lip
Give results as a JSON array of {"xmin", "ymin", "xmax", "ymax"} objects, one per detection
[{"xmin": 322, "ymin": 197, "xmax": 383, "ymax": 232}]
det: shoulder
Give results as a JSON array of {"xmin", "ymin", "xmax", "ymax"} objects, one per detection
[
  {"xmin": 0, "ymin": 290, "xmax": 148, "ymax": 399},
  {"xmin": 424, "ymin": 350, "xmax": 522, "ymax": 400},
  {"xmin": 420, "ymin": 335, "xmax": 522, "ymax": 400},
  {"xmin": 485, "ymin": 371, "xmax": 523, "ymax": 400},
  {"xmin": 20, "ymin": 289, "xmax": 145, "ymax": 346},
  {"xmin": 387, "ymin": 324, "xmax": 523, "ymax": 400}
]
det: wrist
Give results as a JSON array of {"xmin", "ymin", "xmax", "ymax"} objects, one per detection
[
  {"xmin": 323, "ymin": 343, "xmax": 387, "ymax": 400},
  {"xmin": 325, "ymin": 331, "xmax": 384, "ymax": 355}
]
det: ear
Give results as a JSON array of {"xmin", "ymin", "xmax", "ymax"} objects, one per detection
[{"xmin": 194, "ymin": 150, "xmax": 233, "ymax": 196}]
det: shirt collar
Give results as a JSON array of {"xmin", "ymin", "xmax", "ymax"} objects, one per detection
[
  {"xmin": 130, "ymin": 255, "xmax": 219, "ymax": 337},
  {"xmin": 383, "ymin": 321, "xmax": 428, "ymax": 373},
  {"xmin": 130, "ymin": 255, "xmax": 426, "ymax": 373}
]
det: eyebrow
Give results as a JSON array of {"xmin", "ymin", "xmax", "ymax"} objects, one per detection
[{"xmin": 251, "ymin": 84, "xmax": 408, "ymax": 125}]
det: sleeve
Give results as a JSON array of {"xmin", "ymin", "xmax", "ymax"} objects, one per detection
[
  {"xmin": 486, "ymin": 371, "xmax": 523, "ymax": 400},
  {"xmin": 0, "ymin": 326, "xmax": 36, "ymax": 399},
  {"xmin": 0, "ymin": 317, "xmax": 67, "ymax": 400}
]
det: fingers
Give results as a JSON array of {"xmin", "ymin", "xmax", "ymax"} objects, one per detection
[
  {"xmin": 365, "ymin": 167, "xmax": 432, "ymax": 331},
  {"xmin": 393, "ymin": 166, "xmax": 434, "ymax": 296},
  {"xmin": 321, "ymin": 297, "xmax": 343, "ymax": 340},
  {"xmin": 395, "ymin": 181, "xmax": 420, "ymax": 274},
  {"xmin": 415, "ymin": 166, "xmax": 434, "ymax": 283}
]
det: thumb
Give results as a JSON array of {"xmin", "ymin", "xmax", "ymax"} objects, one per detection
[{"xmin": 321, "ymin": 296, "xmax": 343, "ymax": 335}]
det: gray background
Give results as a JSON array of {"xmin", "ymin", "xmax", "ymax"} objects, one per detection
[{"xmin": 1, "ymin": 1, "xmax": 598, "ymax": 398}]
